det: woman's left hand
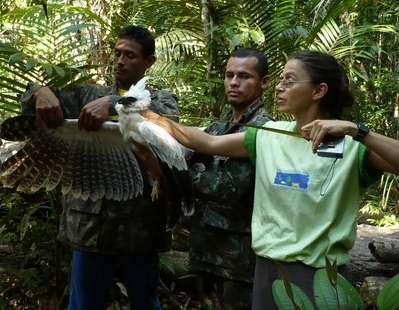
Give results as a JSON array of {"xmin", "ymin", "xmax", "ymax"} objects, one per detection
[{"xmin": 301, "ymin": 120, "xmax": 357, "ymax": 153}]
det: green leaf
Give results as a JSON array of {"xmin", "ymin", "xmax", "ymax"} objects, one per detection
[
  {"xmin": 377, "ymin": 274, "xmax": 399, "ymax": 310},
  {"xmin": 53, "ymin": 65, "xmax": 65, "ymax": 77},
  {"xmin": 272, "ymin": 259, "xmax": 296, "ymax": 303},
  {"xmin": 325, "ymin": 256, "xmax": 338, "ymax": 285},
  {"xmin": 272, "ymin": 279, "xmax": 314, "ymax": 310},
  {"xmin": 26, "ymin": 58, "xmax": 37, "ymax": 71},
  {"xmin": 314, "ymin": 269, "xmax": 364, "ymax": 310},
  {"xmin": 41, "ymin": 63, "xmax": 53, "ymax": 76},
  {"xmin": 336, "ymin": 274, "xmax": 364, "ymax": 310},
  {"xmin": 9, "ymin": 52, "xmax": 26, "ymax": 64},
  {"xmin": 0, "ymin": 42, "xmax": 21, "ymax": 53}
]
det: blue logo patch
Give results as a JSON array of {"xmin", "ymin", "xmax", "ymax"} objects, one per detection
[{"xmin": 274, "ymin": 172, "xmax": 309, "ymax": 189}]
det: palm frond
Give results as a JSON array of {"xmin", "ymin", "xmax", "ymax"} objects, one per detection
[{"xmin": 0, "ymin": 5, "xmax": 112, "ymax": 117}]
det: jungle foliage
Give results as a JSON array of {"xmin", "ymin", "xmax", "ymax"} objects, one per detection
[{"xmin": 0, "ymin": 0, "xmax": 398, "ymax": 308}]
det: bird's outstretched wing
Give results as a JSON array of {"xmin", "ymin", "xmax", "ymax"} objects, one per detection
[
  {"xmin": 0, "ymin": 114, "xmax": 193, "ymax": 231},
  {"xmin": 0, "ymin": 115, "xmax": 143, "ymax": 201}
]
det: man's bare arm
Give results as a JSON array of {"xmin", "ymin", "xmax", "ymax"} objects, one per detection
[{"xmin": 28, "ymin": 87, "xmax": 64, "ymax": 128}]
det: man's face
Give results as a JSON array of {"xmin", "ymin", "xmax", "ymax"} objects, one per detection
[
  {"xmin": 224, "ymin": 56, "xmax": 269, "ymax": 108},
  {"xmin": 113, "ymin": 38, "xmax": 155, "ymax": 90}
]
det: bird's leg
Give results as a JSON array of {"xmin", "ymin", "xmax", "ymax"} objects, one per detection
[
  {"xmin": 150, "ymin": 180, "xmax": 160, "ymax": 202},
  {"xmin": 129, "ymin": 137, "xmax": 165, "ymax": 201}
]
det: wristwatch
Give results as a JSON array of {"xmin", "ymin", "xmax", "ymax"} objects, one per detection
[{"xmin": 353, "ymin": 123, "xmax": 369, "ymax": 141}]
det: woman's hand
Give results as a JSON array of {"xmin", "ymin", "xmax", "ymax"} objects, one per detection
[{"xmin": 301, "ymin": 120, "xmax": 357, "ymax": 153}]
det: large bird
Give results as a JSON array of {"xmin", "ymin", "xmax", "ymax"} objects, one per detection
[
  {"xmin": 116, "ymin": 77, "xmax": 188, "ymax": 171},
  {"xmin": 0, "ymin": 77, "xmax": 192, "ymax": 229},
  {"xmin": 115, "ymin": 77, "xmax": 190, "ymax": 200}
]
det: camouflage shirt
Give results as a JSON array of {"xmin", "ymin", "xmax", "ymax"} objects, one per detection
[
  {"xmin": 21, "ymin": 82, "xmax": 180, "ymax": 254},
  {"xmin": 189, "ymin": 101, "xmax": 273, "ymax": 282}
]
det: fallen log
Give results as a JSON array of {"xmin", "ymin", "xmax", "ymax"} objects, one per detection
[
  {"xmin": 346, "ymin": 224, "xmax": 399, "ymax": 286},
  {"xmin": 368, "ymin": 238, "xmax": 399, "ymax": 263}
]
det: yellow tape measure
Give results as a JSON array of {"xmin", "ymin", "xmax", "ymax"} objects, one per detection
[{"xmin": 108, "ymin": 114, "xmax": 302, "ymax": 138}]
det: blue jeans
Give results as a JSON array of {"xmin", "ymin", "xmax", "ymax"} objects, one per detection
[{"xmin": 68, "ymin": 250, "xmax": 161, "ymax": 310}]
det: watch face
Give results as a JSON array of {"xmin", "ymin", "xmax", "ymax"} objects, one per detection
[
  {"xmin": 354, "ymin": 123, "xmax": 369, "ymax": 141},
  {"xmin": 358, "ymin": 123, "xmax": 369, "ymax": 133}
]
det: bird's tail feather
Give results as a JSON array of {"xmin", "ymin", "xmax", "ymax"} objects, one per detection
[{"xmin": 159, "ymin": 162, "xmax": 194, "ymax": 231}]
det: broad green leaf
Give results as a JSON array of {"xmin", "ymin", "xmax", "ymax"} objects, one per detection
[
  {"xmin": 41, "ymin": 63, "xmax": 53, "ymax": 76},
  {"xmin": 26, "ymin": 57, "xmax": 37, "ymax": 71},
  {"xmin": 53, "ymin": 65, "xmax": 65, "ymax": 78},
  {"xmin": 314, "ymin": 269, "xmax": 364, "ymax": 310},
  {"xmin": 377, "ymin": 274, "xmax": 399, "ymax": 310},
  {"xmin": 273, "ymin": 279, "xmax": 314, "ymax": 310},
  {"xmin": 9, "ymin": 52, "xmax": 26, "ymax": 64}
]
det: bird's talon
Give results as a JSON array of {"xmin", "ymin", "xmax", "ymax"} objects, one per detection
[{"xmin": 151, "ymin": 180, "xmax": 160, "ymax": 201}]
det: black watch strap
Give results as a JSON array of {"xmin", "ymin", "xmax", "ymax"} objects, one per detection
[{"xmin": 353, "ymin": 123, "xmax": 369, "ymax": 142}]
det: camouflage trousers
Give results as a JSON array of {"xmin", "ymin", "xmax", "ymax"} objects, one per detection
[{"xmin": 196, "ymin": 271, "xmax": 252, "ymax": 310}]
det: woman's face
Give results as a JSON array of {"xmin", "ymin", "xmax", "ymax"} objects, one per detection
[{"xmin": 275, "ymin": 59, "xmax": 318, "ymax": 117}]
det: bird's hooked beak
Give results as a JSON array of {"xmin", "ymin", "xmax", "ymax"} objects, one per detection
[{"xmin": 118, "ymin": 97, "xmax": 138, "ymax": 106}]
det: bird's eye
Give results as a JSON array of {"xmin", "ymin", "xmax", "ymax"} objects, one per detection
[
  {"xmin": 126, "ymin": 97, "xmax": 138, "ymax": 102},
  {"xmin": 119, "ymin": 97, "xmax": 138, "ymax": 105}
]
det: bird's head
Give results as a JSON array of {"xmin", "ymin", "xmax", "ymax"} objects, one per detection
[
  {"xmin": 115, "ymin": 96, "xmax": 141, "ymax": 114},
  {"xmin": 120, "ymin": 76, "xmax": 151, "ymax": 110}
]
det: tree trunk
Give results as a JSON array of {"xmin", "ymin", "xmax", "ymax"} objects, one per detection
[{"xmin": 201, "ymin": 0, "xmax": 214, "ymax": 118}]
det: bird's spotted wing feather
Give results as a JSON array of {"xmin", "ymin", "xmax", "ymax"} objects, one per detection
[
  {"xmin": 0, "ymin": 115, "xmax": 143, "ymax": 201},
  {"xmin": 0, "ymin": 114, "xmax": 38, "ymax": 141}
]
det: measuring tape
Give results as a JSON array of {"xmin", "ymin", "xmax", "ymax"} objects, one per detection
[{"xmin": 108, "ymin": 114, "xmax": 303, "ymax": 138}]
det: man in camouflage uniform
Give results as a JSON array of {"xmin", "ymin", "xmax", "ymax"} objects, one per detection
[
  {"xmin": 189, "ymin": 48, "xmax": 274, "ymax": 309},
  {"xmin": 20, "ymin": 25, "xmax": 180, "ymax": 309}
]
